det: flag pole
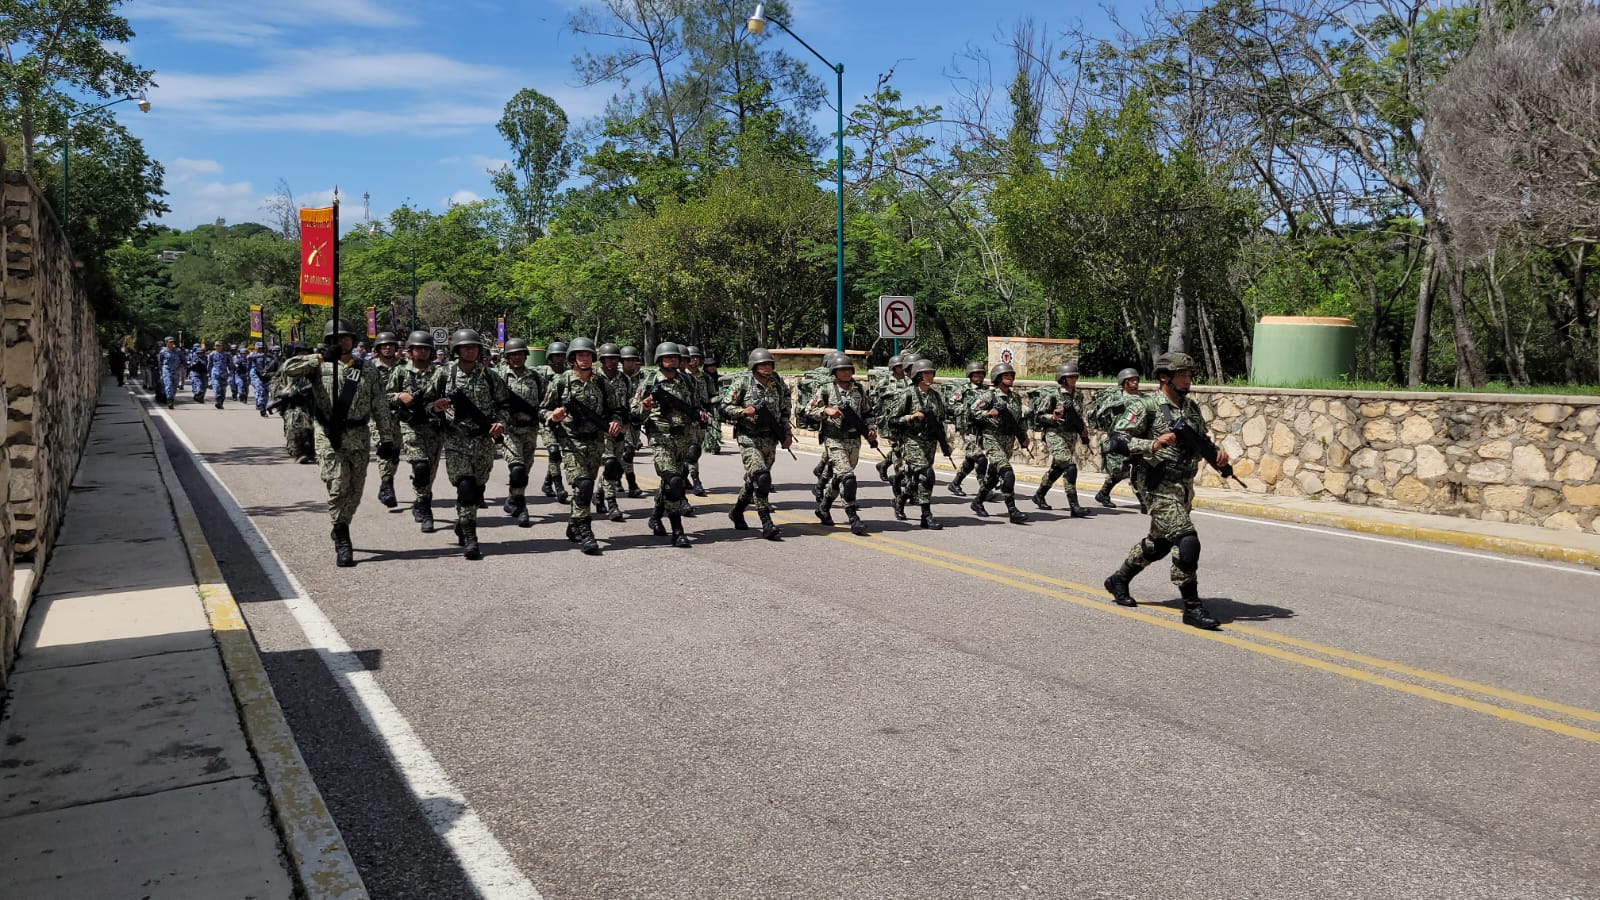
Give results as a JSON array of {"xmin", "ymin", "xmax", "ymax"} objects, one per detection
[{"xmin": 331, "ymin": 187, "xmax": 342, "ymax": 352}]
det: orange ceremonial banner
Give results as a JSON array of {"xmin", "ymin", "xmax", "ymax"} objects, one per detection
[{"xmin": 299, "ymin": 206, "xmax": 336, "ymax": 307}]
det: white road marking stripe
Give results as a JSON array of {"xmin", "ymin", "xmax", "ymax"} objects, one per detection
[{"xmin": 147, "ymin": 398, "xmax": 541, "ymax": 900}]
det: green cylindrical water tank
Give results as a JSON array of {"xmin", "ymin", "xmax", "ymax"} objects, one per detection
[
  {"xmin": 527, "ymin": 345, "xmax": 548, "ymax": 369},
  {"xmin": 1250, "ymin": 316, "xmax": 1357, "ymax": 385}
]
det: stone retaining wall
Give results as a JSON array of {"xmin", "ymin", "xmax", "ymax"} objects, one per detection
[{"xmin": 2, "ymin": 147, "xmax": 101, "ymax": 681}]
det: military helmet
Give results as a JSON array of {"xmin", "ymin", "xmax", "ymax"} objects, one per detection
[
  {"xmin": 546, "ymin": 340, "xmax": 569, "ymax": 357},
  {"xmin": 449, "ymin": 328, "xmax": 486, "ymax": 354},
  {"xmin": 597, "ymin": 342, "xmax": 621, "ymax": 359},
  {"xmin": 1153, "ymin": 352, "xmax": 1196, "ymax": 376},
  {"xmin": 747, "ymin": 348, "xmax": 775, "ymax": 369},
  {"xmin": 965, "ymin": 361, "xmax": 985, "ymax": 376},
  {"xmin": 619, "ymin": 345, "xmax": 642, "ymax": 361},
  {"xmin": 887, "ymin": 354, "xmax": 904, "ymax": 370},
  {"xmin": 827, "ymin": 352, "xmax": 853, "ymax": 372},
  {"xmin": 1055, "ymin": 362, "xmax": 1080, "ymax": 382},
  {"xmin": 164, "ymin": 335, "xmax": 177, "ymax": 344},
  {"xmin": 503, "ymin": 338, "xmax": 530, "ymax": 354},
  {"xmin": 703, "ymin": 355, "xmax": 718, "ymax": 367},
  {"xmin": 910, "ymin": 359, "xmax": 937, "ymax": 378},
  {"xmin": 324, "ymin": 319, "xmax": 357, "ymax": 339},
  {"xmin": 990, "ymin": 362, "xmax": 1016, "ymax": 380},
  {"xmin": 405, "ymin": 330, "xmax": 435, "ymax": 349},
  {"xmin": 654, "ymin": 341, "xmax": 682, "ymax": 362},
  {"xmin": 1116, "ymin": 367, "xmax": 1140, "ymax": 385},
  {"xmin": 373, "ymin": 331, "xmax": 400, "ymax": 348},
  {"xmin": 684, "ymin": 345, "xmax": 702, "ymax": 359},
  {"xmin": 567, "ymin": 336, "xmax": 598, "ymax": 357}
]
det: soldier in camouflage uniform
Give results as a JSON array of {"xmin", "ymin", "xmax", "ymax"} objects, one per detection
[
  {"xmin": 1093, "ymin": 368, "xmax": 1143, "ymax": 509},
  {"xmin": 721, "ymin": 348, "xmax": 793, "ymax": 541},
  {"xmin": 632, "ymin": 341, "xmax": 701, "ymax": 547},
  {"xmin": 618, "ymin": 346, "xmax": 646, "ymax": 497},
  {"xmin": 682, "ymin": 346, "xmax": 710, "ymax": 498},
  {"xmin": 947, "ymin": 362, "xmax": 989, "ymax": 496},
  {"xmin": 423, "ymin": 329, "xmax": 509, "ymax": 560},
  {"xmin": 370, "ymin": 332, "xmax": 404, "ymax": 509},
  {"xmin": 536, "ymin": 341, "xmax": 570, "ymax": 503},
  {"xmin": 1031, "ymin": 363, "xmax": 1092, "ymax": 517},
  {"xmin": 700, "ymin": 355, "xmax": 724, "ymax": 455},
  {"xmin": 542, "ymin": 337, "xmax": 623, "ymax": 556},
  {"xmin": 804, "ymin": 353, "xmax": 875, "ymax": 535},
  {"xmin": 968, "ymin": 363, "xmax": 1030, "ymax": 524},
  {"xmin": 890, "ymin": 359, "xmax": 952, "ymax": 530},
  {"xmin": 388, "ymin": 331, "xmax": 445, "ymax": 534},
  {"xmin": 594, "ymin": 343, "xmax": 632, "ymax": 522},
  {"xmin": 1102, "ymin": 352, "xmax": 1225, "ymax": 630},
  {"xmin": 271, "ymin": 341, "xmax": 316, "ymax": 462},
  {"xmin": 798, "ymin": 356, "xmax": 839, "ymax": 502},
  {"xmin": 281, "ymin": 320, "xmax": 398, "ymax": 568},
  {"xmin": 496, "ymin": 338, "xmax": 545, "ymax": 527}
]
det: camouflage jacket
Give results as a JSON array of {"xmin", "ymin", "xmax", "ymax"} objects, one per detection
[
  {"xmin": 497, "ymin": 364, "xmax": 546, "ymax": 429},
  {"xmin": 387, "ymin": 362, "xmax": 441, "ymax": 430},
  {"xmin": 542, "ymin": 370, "xmax": 619, "ymax": 442},
  {"xmin": 969, "ymin": 386, "xmax": 1029, "ymax": 435},
  {"xmin": 421, "ymin": 363, "xmax": 510, "ymax": 438},
  {"xmin": 945, "ymin": 379, "xmax": 987, "ymax": 434},
  {"xmin": 804, "ymin": 378, "xmax": 876, "ymax": 442},
  {"xmin": 1032, "ymin": 386, "xmax": 1089, "ymax": 436},
  {"xmin": 1090, "ymin": 387, "xmax": 1142, "ymax": 431},
  {"xmin": 280, "ymin": 354, "xmax": 396, "ymax": 442},
  {"xmin": 889, "ymin": 384, "xmax": 949, "ymax": 444},
  {"xmin": 722, "ymin": 372, "xmax": 792, "ymax": 440},
  {"xmin": 1114, "ymin": 391, "xmax": 1207, "ymax": 483},
  {"xmin": 632, "ymin": 370, "xmax": 700, "ymax": 435}
]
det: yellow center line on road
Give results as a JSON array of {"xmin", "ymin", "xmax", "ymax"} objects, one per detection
[{"xmin": 647, "ymin": 478, "xmax": 1600, "ymax": 743}]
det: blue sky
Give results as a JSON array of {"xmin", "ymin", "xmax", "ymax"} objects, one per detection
[{"xmin": 114, "ymin": 0, "xmax": 1125, "ymax": 231}]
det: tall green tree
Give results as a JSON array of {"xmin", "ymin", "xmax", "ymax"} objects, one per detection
[{"xmin": 490, "ymin": 88, "xmax": 576, "ymax": 246}]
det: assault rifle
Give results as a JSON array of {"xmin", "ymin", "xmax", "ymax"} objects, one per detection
[
  {"xmin": 993, "ymin": 396, "xmax": 1031, "ymax": 450},
  {"xmin": 557, "ymin": 384, "xmax": 611, "ymax": 436},
  {"xmin": 1162, "ymin": 404, "xmax": 1246, "ymax": 488},
  {"xmin": 447, "ymin": 387, "xmax": 504, "ymax": 445},
  {"xmin": 751, "ymin": 394, "xmax": 797, "ymax": 460},
  {"xmin": 505, "ymin": 386, "xmax": 544, "ymax": 426},
  {"xmin": 911, "ymin": 388, "xmax": 955, "ymax": 463},
  {"xmin": 650, "ymin": 381, "xmax": 706, "ymax": 422}
]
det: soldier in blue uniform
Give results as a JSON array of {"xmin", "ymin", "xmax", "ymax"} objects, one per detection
[
  {"xmin": 188, "ymin": 343, "xmax": 207, "ymax": 402},
  {"xmin": 157, "ymin": 336, "xmax": 184, "ymax": 410},
  {"xmin": 207, "ymin": 341, "xmax": 233, "ymax": 409}
]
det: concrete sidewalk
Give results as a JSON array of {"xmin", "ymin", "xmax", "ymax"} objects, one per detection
[{"xmin": 0, "ymin": 381, "xmax": 363, "ymax": 899}]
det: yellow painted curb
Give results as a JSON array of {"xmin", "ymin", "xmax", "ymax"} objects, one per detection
[{"xmin": 135, "ymin": 394, "xmax": 368, "ymax": 899}]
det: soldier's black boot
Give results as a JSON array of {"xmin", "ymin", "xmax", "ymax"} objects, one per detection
[
  {"xmin": 514, "ymin": 498, "xmax": 532, "ymax": 528},
  {"xmin": 919, "ymin": 503, "xmax": 942, "ymax": 530},
  {"xmin": 681, "ymin": 498, "xmax": 697, "ymax": 517},
  {"xmin": 1033, "ymin": 467, "xmax": 1058, "ymax": 510},
  {"xmin": 541, "ymin": 475, "xmax": 555, "ymax": 498},
  {"xmin": 875, "ymin": 458, "xmax": 891, "ymax": 483},
  {"xmin": 728, "ymin": 494, "xmax": 750, "ymax": 531},
  {"xmin": 606, "ymin": 495, "xmax": 625, "ymax": 523},
  {"xmin": 411, "ymin": 498, "xmax": 425, "ymax": 523},
  {"xmin": 758, "ymin": 508, "xmax": 782, "ymax": 541},
  {"xmin": 1181, "ymin": 583, "xmax": 1220, "ymax": 630},
  {"xmin": 1065, "ymin": 479, "xmax": 1089, "ymax": 518},
  {"xmin": 378, "ymin": 477, "xmax": 397, "ymax": 509},
  {"xmin": 669, "ymin": 514, "xmax": 691, "ymax": 548},
  {"xmin": 811, "ymin": 472, "xmax": 828, "ymax": 503},
  {"xmin": 1094, "ymin": 481, "xmax": 1116, "ymax": 508},
  {"xmin": 1104, "ymin": 571, "xmax": 1137, "ymax": 607},
  {"xmin": 453, "ymin": 521, "xmax": 466, "ymax": 546},
  {"xmin": 892, "ymin": 489, "xmax": 908, "ymax": 521},
  {"xmin": 578, "ymin": 521, "xmax": 601, "ymax": 556},
  {"xmin": 969, "ymin": 493, "xmax": 989, "ymax": 517},
  {"xmin": 503, "ymin": 493, "xmax": 518, "ymax": 516},
  {"xmin": 332, "ymin": 524, "xmax": 354, "ymax": 568},
  {"xmin": 648, "ymin": 499, "xmax": 667, "ymax": 536},
  {"xmin": 418, "ymin": 502, "xmax": 436, "ymax": 534},
  {"xmin": 948, "ymin": 463, "xmax": 969, "ymax": 497},
  {"xmin": 462, "ymin": 523, "xmax": 482, "ymax": 561},
  {"xmin": 1005, "ymin": 498, "xmax": 1029, "ymax": 524},
  {"xmin": 691, "ymin": 473, "xmax": 707, "ymax": 497},
  {"xmin": 847, "ymin": 507, "xmax": 868, "ymax": 536},
  {"xmin": 565, "ymin": 521, "xmax": 579, "ymax": 543},
  {"xmin": 815, "ymin": 496, "xmax": 834, "ymax": 526},
  {"xmin": 554, "ymin": 473, "xmax": 570, "ymax": 506},
  {"xmin": 594, "ymin": 492, "xmax": 607, "ymax": 516},
  {"xmin": 626, "ymin": 473, "xmax": 644, "ymax": 499}
]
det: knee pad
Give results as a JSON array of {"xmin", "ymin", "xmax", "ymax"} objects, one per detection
[
  {"xmin": 976, "ymin": 456, "xmax": 990, "ymax": 475},
  {"xmin": 1141, "ymin": 536, "xmax": 1174, "ymax": 563},
  {"xmin": 456, "ymin": 476, "xmax": 484, "ymax": 506},
  {"xmin": 920, "ymin": 467, "xmax": 935, "ymax": 491},
  {"xmin": 813, "ymin": 459, "xmax": 827, "ymax": 477},
  {"xmin": 603, "ymin": 458, "xmax": 624, "ymax": 481},
  {"xmin": 752, "ymin": 469, "xmax": 773, "ymax": 498},
  {"xmin": 1063, "ymin": 461, "xmax": 1079, "ymax": 482},
  {"xmin": 573, "ymin": 477, "xmax": 596, "ymax": 508},
  {"xmin": 410, "ymin": 459, "xmax": 431, "ymax": 490},
  {"xmin": 507, "ymin": 464, "xmax": 530, "ymax": 489},
  {"xmin": 1000, "ymin": 466, "xmax": 1016, "ymax": 493},
  {"xmin": 664, "ymin": 475, "xmax": 687, "ymax": 502},
  {"xmin": 1175, "ymin": 532, "xmax": 1201, "ymax": 573},
  {"xmin": 839, "ymin": 474, "xmax": 859, "ymax": 504},
  {"xmin": 687, "ymin": 443, "xmax": 703, "ymax": 463},
  {"xmin": 547, "ymin": 446, "xmax": 563, "ymax": 464}
]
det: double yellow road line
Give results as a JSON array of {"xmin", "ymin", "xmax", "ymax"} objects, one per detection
[{"xmin": 670, "ymin": 479, "xmax": 1600, "ymax": 744}]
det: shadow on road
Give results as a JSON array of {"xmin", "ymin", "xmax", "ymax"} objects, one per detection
[{"xmin": 1152, "ymin": 596, "xmax": 1297, "ymax": 623}]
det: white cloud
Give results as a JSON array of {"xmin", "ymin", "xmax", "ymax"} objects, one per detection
[
  {"xmin": 151, "ymin": 49, "xmax": 517, "ymax": 111},
  {"xmin": 168, "ymin": 157, "xmax": 224, "ymax": 180},
  {"xmin": 440, "ymin": 154, "xmax": 511, "ymax": 171},
  {"xmin": 128, "ymin": 0, "xmax": 411, "ymax": 46},
  {"xmin": 445, "ymin": 189, "xmax": 484, "ymax": 206}
]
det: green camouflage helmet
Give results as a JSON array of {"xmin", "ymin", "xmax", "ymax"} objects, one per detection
[
  {"xmin": 1055, "ymin": 362, "xmax": 1079, "ymax": 382},
  {"xmin": 684, "ymin": 345, "xmax": 702, "ymax": 360},
  {"xmin": 1153, "ymin": 352, "xmax": 1196, "ymax": 376},
  {"xmin": 546, "ymin": 340, "xmax": 568, "ymax": 358},
  {"xmin": 619, "ymin": 345, "xmax": 642, "ymax": 360},
  {"xmin": 965, "ymin": 361, "xmax": 985, "ymax": 376},
  {"xmin": 990, "ymin": 362, "xmax": 1016, "ymax": 381},
  {"xmin": 324, "ymin": 319, "xmax": 357, "ymax": 339},
  {"xmin": 503, "ymin": 338, "xmax": 530, "ymax": 354},
  {"xmin": 887, "ymin": 354, "xmax": 904, "ymax": 371},
  {"xmin": 826, "ymin": 352, "xmax": 853, "ymax": 372},
  {"xmin": 1116, "ymin": 367, "xmax": 1140, "ymax": 384},
  {"xmin": 653, "ymin": 341, "xmax": 682, "ymax": 362},
  {"xmin": 910, "ymin": 359, "xmax": 937, "ymax": 378},
  {"xmin": 405, "ymin": 330, "xmax": 435, "ymax": 349},
  {"xmin": 373, "ymin": 331, "xmax": 400, "ymax": 348},
  {"xmin": 747, "ymin": 348, "xmax": 775, "ymax": 368},
  {"xmin": 567, "ymin": 336, "xmax": 597, "ymax": 357},
  {"xmin": 449, "ymin": 328, "xmax": 486, "ymax": 354},
  {"xmin": 597, "ymin": 342, "xmax": 621, "ymax": 359}
]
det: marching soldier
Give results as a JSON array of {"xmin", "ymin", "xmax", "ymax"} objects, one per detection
[
  {"xmin": 889, "ymin": 358, "xmax": 949, "ymax": 530},
  {"xmin": 206, "ymin": 341, "xmax": 232, "ymax": 409},
  {"xmin": 683, "ymin": 346, "xmax": 710, "ymax": 497},
  {"xmin": 424, "ymin": 329, "xmax": 509, "ymax": 560},
  {"xmin": 721, "ymin": 348, "xmax": 793, "ymax": 541},
  {"xmin": 1093, "ymin": 368, "xmax": 1144, "ymax": 509},
  {"xmin": 248, "ymin": 343, "xmax": 270, "ymax": 416},
  {"xmin": 597, "ymin": 342, "xmax": 632, "ymax": 522},
  {"xmin": 700, "ymin": 355, "xmax": 724, "ymax": 455},
  {"xmin": 270, "ymin": 341, "xmax": 316, "ymax": 463},
  {"xmin": 389, "ymin": 331, "xmax": 445, "ymax": 533},
  {"xmin": 1031, "ymin": 363, "xmax": 1092, "ymax": 517},
  {"xmin": 1103, "ymin": 352, "xmax": 1227, "ymax": 630},
  {"xmin": 872, "ymin": 354, "xmax": 905, "ymax": 487},
  {"xmin": 157, "ymin": 336, "xmax": 184, "ymax": 410},
  {"xmin": 370, "ymin": 332, "xmax": 404, "ymax": 508},
  {"xmin": 542, "ymin": 337, "xmax": 623, "ymax": 556},
  {"xmin": 617, "ymin": 346, "xmax": 647, "ymax": 498},
  {"xmin": 188, "ymin": 343, "xmax": 207, "ymax": 402},
  {"xmin": 968, "ymin": 363, "xmax": 1030, "ymax": 524},
  {"xmin": 632, "ymin": 341, "xmax": 701, "ymax": 547},
  {"xmin": 947, "ymin": 362, "xmax": 988, "ymax": 496},
  {"xmin": 280, "ymin": 320, "xmax": 398, "ymax": 568},
  {"xmin": 497, "ymin": 338, "xmax": 545, "ymax": 527},
  {"xmin": 800, "ymin": 354, "xmax": 839, "ymax": 502},
  {"xmin": 805, "ymin": 352, "xmax": 876, "ymax": 535},
  {"xmin": 536, "ymin": 340, "xmax": 570, "ymax": 503}
]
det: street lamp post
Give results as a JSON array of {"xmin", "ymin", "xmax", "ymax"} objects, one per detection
[
  {"xmin": 61, "ymin": 94, "xmax": 150, "ymax": 228},
  {"xmin": 747, "ymin": 4, "xmax": 845, "ymax": 351}
]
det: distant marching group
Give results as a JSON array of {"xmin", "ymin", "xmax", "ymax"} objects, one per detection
[{"xmin": 135, "ymin": 322, "xmax": 1236, "ymax": 630}]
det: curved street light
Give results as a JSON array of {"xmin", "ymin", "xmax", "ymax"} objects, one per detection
[
  {"xmin": 62, "ymin": 93, "xmax": 151, "ymax": 228},
  {"xmin": 747, "ymin": 4, "xmax": 846, "ymax": 351}
]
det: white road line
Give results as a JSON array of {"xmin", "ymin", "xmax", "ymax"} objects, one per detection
[
  {"xmin": 145, "ymin": 397, "xmax": 542, "ymax": 900},
  {"xmin": 1195, "ymin": 509, "xmax": 1600, "ymax": 577}
]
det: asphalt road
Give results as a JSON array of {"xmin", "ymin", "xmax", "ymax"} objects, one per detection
[{"xmin": 150, "ymin": 390, "xmax": 1600, "ymax": 900}]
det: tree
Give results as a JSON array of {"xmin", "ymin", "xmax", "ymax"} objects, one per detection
[{"xmin": 491, "ymin": 88, "xmax": 576, "ymax": 245}]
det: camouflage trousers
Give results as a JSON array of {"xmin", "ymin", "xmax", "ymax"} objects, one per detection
[
  {"xmin": 283, "ymin": 407, "xmax": 314, "ymax": 459},
  {"xmin": 1042, "ymin": 428, "xmax": 1080, "ymax": 466},
  {"xmin": 400, "ymin": 423, "xmax": 445, "ymax": 502},
  {"xmin": 444, "ymin": 434, "xmax": 496, "ymax": 525},
  {"xmin": 686, "ymin": 423, "xmax": 704, "ymax": 482},
  {"xmin": 899, "ymin": 437, "xmax": 937, "ymax": 505},
  {"xmin": 1100, "ymin": 435, "xmax": 1131, "ymax": 481},
  {"xmin": 650, "ymin": 431, "xmax": 695, "ymax": 515},
  {"xmin": 1120, "ymin": 475, "xmax": 1198, "ymax": 588},
  {"xmin": 601, "ymin": 432, "xmax": 632, "ymax": 501},
  {"xmin": 959, "ymin": 431, "xmax": 983, "ymax": 461},
  {"xmin": 820, "ymin": 437, "xmax": 862, "ymax": 509},
  {"xmin": 979, "ymin": 431, "xmax": 1019, "ymax": 472},
  {"xmin": 539, "ymin": 425, "xmax": 563, "ymax": 485},
  {"xmin": 557, "ymin": 437, "xmax": 605, "ymax": 522},
  {"xmin": 374, "ymin": 417, "xmax": 403, "ymax": 483},
  {"xmin": 314, "ymin": 428, "xmax": 371, "ymax": 526},
  {"xmin": 701, "ymin": 414, "xmax": 722, "ymax": 452},
  {"xmin": 734, "ymin": 435, "xmax": 780, "ymax": 511},
  {"xmin": 502, "ymin": 425, "xmax": 539, "ymax": 500}
]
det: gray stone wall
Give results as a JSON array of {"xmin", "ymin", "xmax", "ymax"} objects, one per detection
[{"xmin": 1, "ymin": 145, "xmax": 101, "ymax": 680}]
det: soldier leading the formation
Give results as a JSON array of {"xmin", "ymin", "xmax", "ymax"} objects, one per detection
[
  {"xmin": 722, "ymin": 348, "xmax": 792, "ymax": 540},
  {"xmin": 1102, "ymin": 352, "xmax": 1226, "ymax": 630},
  {"xmin": 280, "ymin": 320, "xmax": 398, "ymax": 568},
  {"xmin": 389, "ymin": 331, "xmax": 445, "ymax": 533},
  {"xmin": 1031, "ymin": 363, "xmax": 1092, "ymax": 517}
]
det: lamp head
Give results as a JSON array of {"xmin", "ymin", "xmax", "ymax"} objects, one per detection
[
  {"xmin": 136, "ymin": 96, "xmax": 151, "ymax": 113},
  {"xmin": 746, "ymin": 3, "xmax": 767, "ymax": 34}
]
